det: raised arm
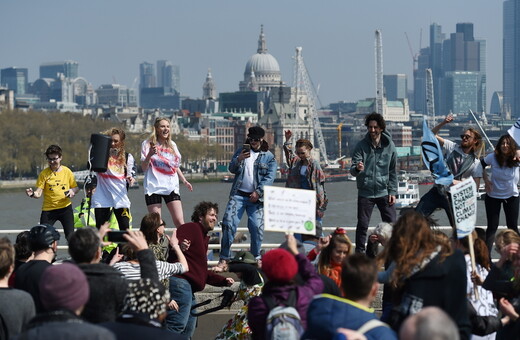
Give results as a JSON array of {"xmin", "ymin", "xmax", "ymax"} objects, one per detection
[{"xmin": 431, "ymin": 114, "xmax": 453, "ymax": 147}]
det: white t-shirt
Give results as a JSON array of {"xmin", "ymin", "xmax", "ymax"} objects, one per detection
[
  {"xmin": 141, "ymin": 140, "xmax": 181, "ymax": 196},
  {"xmin": 92, "ymin": 153, "xmax": 133, "ymax": 209},
  {"xmin": 238, "ymin": 151, "xmax": 260, "ymax": 193},
  {"xmin": 484, "ymin": 152, "xmax": 520, "ymax": 199}
]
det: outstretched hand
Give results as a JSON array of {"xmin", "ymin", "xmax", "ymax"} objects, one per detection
[{"xmin": 123, "ymin": 230, "xmax": 149, "ymax": 252}]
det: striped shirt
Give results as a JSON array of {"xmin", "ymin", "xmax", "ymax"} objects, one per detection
[{"xmin": 113, "ymin": 260, "xmax": 186, "ymax": 281}]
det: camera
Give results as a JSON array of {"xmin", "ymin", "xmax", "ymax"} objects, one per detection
[{"xmin": 104, "ymin": 231, "xmax": 128, "ymax": 243}]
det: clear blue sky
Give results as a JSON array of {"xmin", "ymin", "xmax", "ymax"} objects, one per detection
[{"xmin": 2, "ymin": 0, "xmax": 503, "ymax": 108}]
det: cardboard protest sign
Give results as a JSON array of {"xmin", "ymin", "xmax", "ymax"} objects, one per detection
[
  {"xmin": 264, "ymin": 186, "xmax": 316, "ymax": 234},
  {"xmin": 450, "ymin": 178, "xmax": 477, "ymax": 238}
]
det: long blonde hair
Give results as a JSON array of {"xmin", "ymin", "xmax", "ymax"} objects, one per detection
[
  {"xmin": 148, "ymin": 117, "xmax": 179, "ymax": 157},
  {"xmin": 104, "ymin": 127, "xmax": 126, "ymax": 166}
]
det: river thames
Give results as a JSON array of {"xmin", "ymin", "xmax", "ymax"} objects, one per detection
[{"xmin": 0, "ymin": 180, "xmax": 493, "ymax": 244}]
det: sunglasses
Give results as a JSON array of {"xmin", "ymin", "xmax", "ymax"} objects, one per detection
[
  {"xmin": 460, "ymin": 134, "xmax": 473, "ymax": 140},
  {"xmin": 249, "ymin": 138, "xmax": 261, "ymax": 142},
  {"xmin": 159, "ymin": 222, "xmax": 166, "ymax": 227}
]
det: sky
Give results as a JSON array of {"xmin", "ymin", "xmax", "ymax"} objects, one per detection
[{"xmin": 2, "ymin": 0, "xmax": 504, "ymax": 108}]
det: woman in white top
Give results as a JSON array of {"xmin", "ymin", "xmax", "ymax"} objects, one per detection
[
  {"xmin": 92, "ymin": 127, "xmax": 135, "ymax": 230},
  {"xmin": 141, "ymin": 118, "xmax": 193, "ymax": 227},
  {"xmin": 481, "ymin": 134, "xmax": 520, "ymax": 252}
]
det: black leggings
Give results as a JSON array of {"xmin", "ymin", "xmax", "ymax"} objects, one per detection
[
  {"xmin": 95, "ymin": 207, "xmax": 131, "ymax": 230},
  {"xmin": 40, "ymin": 205, "xmax": 74, "ymax": 241},
  {"xmin": 485, "ymin": 195, "xmax": 520, "ymax": 252}
]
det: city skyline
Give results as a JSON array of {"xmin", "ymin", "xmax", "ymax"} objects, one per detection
[{"xmin": 2, "ymin": 0, "xmax": 502, "ymax": 108}]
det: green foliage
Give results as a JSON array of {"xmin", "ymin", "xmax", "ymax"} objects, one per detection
[{"xmin": 0, "ymin": 109, "xmax": 224, "ymax": 178}]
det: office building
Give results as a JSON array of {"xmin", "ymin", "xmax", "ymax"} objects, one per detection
[
  {"xmin": 40, "ymin": 61, "xmax": 79, "ymax": 79},
  {"xmin": 503, "ymin": 0, "xmax": 520, "ymax": 117},
  {"xmin": 384, "ymin": 74, "xmax": 407, "ymax": 101},
  {"xmin": 157, "ymin": 60, "xmax": 180, "ymax": 93},
  {"xmin": 139, "ymin": 62, "xmax": 156, "ymax": 89},
  {"xmin": 1, "ymin": 67, "xmax": 28, "ymax": 95}
]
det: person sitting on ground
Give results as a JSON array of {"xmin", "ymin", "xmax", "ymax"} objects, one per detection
[
  {"xmin": 247, "ymin": 234, "xmax": 324, "ymax": 340},
  {"xmin": 0, "ymin": 237, "xmax": 35, "ymax": 339},
  {"xmin": 18, "ymin": 262, "xmax": 116, "ymax": 340},
  {"xmin": 100, "ymin": 278, "xmax": 186, "ymax": 340},
  {"xmin": 213, "ymin": 251, "xmax": 265, "ymax": 339},
  {"xmin": 399, "ymin": 306, "xmax": 460, "ymax": 340},
  {"xmin": 8, "ymin": 230, "xmax": 34, "ymax": 287},
  {"xmin": 14, "ymin": 224, "xmax": 60, "ymax": 313},
  {"xmin": 304, "ymin": 253, "xmax": 397, "ymax": 340}
]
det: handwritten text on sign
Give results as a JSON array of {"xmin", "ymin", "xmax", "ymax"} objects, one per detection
[
  {"xmin": 450, "ymin": 178, "xmax": 477, "ymax": 238},
  {"xmin": 264, "ymin": 186, "xmax": 316, "ymax": 234}
]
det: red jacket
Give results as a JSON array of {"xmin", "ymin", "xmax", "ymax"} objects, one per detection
[{"xmin": 170, "ymin": 222, "xmax": 227, "ymax": 292}]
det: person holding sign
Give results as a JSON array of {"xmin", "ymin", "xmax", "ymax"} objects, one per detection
[
  {"xmin": 415, "ymin": 114, "xmax": 484, "ymax": 227},
  {"xmin": 283, "ymin": 130, "xmax": 328, "ymax": 238},
  {"xmin": 350, "ymin": 112, "xmax": 397, "ymax": 253},
  {"xmin": 481, "ymin": 134, "xmax": 520, "ymax": 253},
  {"xmin": 218, "ymin": 126, "xmax": 277, "ymax": 267}
]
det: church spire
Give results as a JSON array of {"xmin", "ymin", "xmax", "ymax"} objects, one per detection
[{"xmin": 257, "ymin": 24, "xmax": 267, "ymax": 54}]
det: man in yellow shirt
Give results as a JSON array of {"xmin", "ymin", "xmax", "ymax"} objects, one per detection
[{"xmin": 26, "ymin": 145, "xmax": 79, "ymax": 241}]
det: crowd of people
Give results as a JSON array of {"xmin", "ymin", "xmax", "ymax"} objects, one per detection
[{"xmin": 0, "ymin": 113, "xmax": 518, "ymax": 339}]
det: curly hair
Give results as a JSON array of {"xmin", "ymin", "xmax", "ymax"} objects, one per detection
[
  {"xmin": 191, "ymin": 201, "xmax": 219, "ymax": 223},
  {"xmin": 140, "ymin": 212, "xmax": 162, "ymax": 244},
  {"xmin": 494, "ymin": 134, "xmax": 519, "ymax": 168},
  {"xmin": 382, "ymin": 211, "xmax": 451, "ymax": 289},
  {"xmin": 365, "ymin": 112, "xmax": 386, "ymax": 131},
  {"xmin": 317, "ymin": 232, "xmax": 353, "ymax": 275},
  {"xmin": 14, "ymin": 231, "xmax": 32, "ymax": 262}
]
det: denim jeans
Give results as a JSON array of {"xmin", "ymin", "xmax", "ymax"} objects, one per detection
[
  {"xmin": 355, "ymin": 196, "xmax": 396, "ymax": 253},
  {"xmin": 166, "ymin": 276, "xmax": 197, "ymax": 337},
  {"xmin": 415, "ymin": 186, "xmax": 454, "ymax": 226},
  {"xmin": 220, "ymin": 194, "xmax": 264, "ymax": 259}
]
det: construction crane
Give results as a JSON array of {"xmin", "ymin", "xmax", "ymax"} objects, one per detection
[
  {"xmin": 426, "ymin": 68, "xmax": 435, "ymax": 126},
  {"xmin": 337, "ymin": 123, "xmax": 344, "ymax": 159},
  {"xmin": 404, "ymin": 29, "xmax": 422, "ymax": 73},
  {"xmin": 375, "ymin": 29, "xmax": 384, "ymax": 116},
  {"xmin": 294, "ymin": 46, "xmax": 331, "ymax": 166}
]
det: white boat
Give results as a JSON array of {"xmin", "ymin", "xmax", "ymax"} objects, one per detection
[{"xmin": 395, "ymin": 172, "xmax": 420, "ymax": 209}]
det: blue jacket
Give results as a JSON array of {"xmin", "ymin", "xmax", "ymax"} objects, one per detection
[
  {"xmin": 303, "ymin": 294, "xmax": 397, "ymax": 340},
  {"xmin": 228, "ymin": 144, "xmax": 277, "ymax": 202},
  {"xmin": 350, "ymin": 131, "xmax": 397, "ymax": 198}
]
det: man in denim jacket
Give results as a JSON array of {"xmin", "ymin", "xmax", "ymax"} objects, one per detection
[{"xmin": 218, "ymin": 126, "xmax": 277, "ymax": 266}]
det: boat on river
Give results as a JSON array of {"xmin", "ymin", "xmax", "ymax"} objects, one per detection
[{"xmin": 395, "ymin": 172, "xmax": 420, "ymax": 209}]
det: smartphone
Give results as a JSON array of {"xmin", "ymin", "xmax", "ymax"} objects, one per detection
[
  {"xmin": 242, "ymin": 144, "xmax": 251, "ymax": 153},
  {"xmin": 104, "ymin": 231, "xmax": 128, "ymax": 243}
]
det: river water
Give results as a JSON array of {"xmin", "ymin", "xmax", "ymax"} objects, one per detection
[{"xmin": 0, "ymin": 180, "xmax": 494, "ymax": 246}]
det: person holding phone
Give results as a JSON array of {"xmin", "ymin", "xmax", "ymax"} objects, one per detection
[
  {"xmin": 141, "ymin": 117, "xmax": 192, "ymax": 228},
  {"xmin": 26, "ymin": 145, "xmax": 79, "ymax": 240},
  {"xmin": 218, "ymin": 126, "xmax": 277, "ymax": 268},
  {"xmin": 92, "ymin": 128, "xmax": 135, "ymax": 231}
]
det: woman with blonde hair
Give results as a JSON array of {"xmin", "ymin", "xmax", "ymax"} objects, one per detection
[
  {"xmin": 382, "ymin": 211, "xmax": 470, "ymax": 339},
  {"xmin": 92, "ymin": 127, "xmax": 135, "ymax": 230},
  {"xmin": 141, "ymin": 117, "xmax": 192, "ymax": 228}
]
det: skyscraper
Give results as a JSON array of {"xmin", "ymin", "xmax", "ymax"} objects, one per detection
[
  {"xmin": 383, "ymin": 74, "xmax": 407, "ymax": 101},
  {"xmin": 40, "ymin": 61, "xmax": 79, "ymax": 79},
  {"xmin": 139, "ymin": 62, "xmax": 156, "ymax": 89},
  {"xmin": 503, "ymin": 0, "xmax": 520, "ymax": 117},
  {"xmin": 1, "ymin": 67, "xmax": 28, "ymax": 95},
  {"xmin": 157, "ymin": 60, "xmax": 180, "ymax": 94}
]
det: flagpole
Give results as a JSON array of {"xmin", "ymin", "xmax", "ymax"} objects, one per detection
[{"xmin": 468, "ymin": 109, "xmax": 493, "ymax": 152}]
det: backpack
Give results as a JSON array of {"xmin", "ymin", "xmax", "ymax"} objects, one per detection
[{"xmin": 263, "ymin": 289, "xmax": 304, "ymax": 340}]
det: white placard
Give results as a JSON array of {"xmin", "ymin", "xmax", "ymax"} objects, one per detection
[
  {"xmin": 450, "ymin": 178, "xmax": 477, "ymax": 238},
  {"xmin": 264, "ymin": 186, "xmax": 316, "ymax": 234}
]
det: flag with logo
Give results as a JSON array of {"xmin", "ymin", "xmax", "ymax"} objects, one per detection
[{"xmin": 421, "ymin": 118, "xmax": 454, "ymax": 186}]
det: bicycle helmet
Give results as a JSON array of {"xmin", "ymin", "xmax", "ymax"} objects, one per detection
[{"xmin": 28, "ymin": 224, "xmax": 60, "ymax": 251}]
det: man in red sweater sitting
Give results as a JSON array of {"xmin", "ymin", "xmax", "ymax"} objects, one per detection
[{"xmin": 165, "ymin": 201, "xmax": 234, "ymax": 337}]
